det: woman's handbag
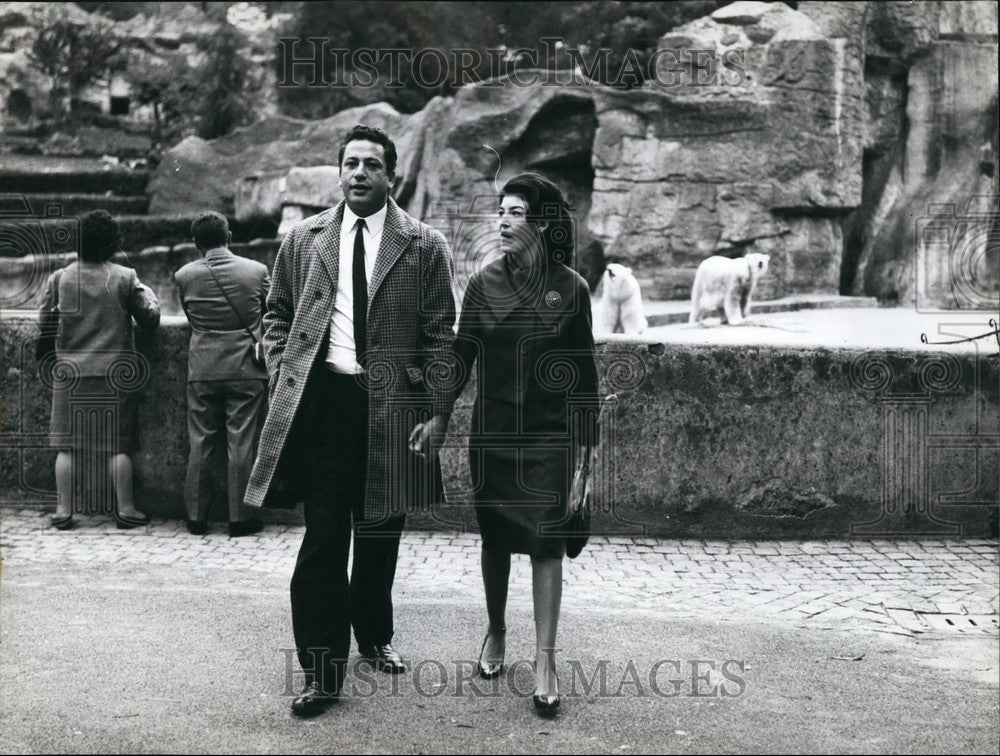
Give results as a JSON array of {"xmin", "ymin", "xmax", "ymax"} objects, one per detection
[
  {"xmin": 565, "ymin": 456, "xmax": 593, "ymax": 559},
  {"xmin": 203, "ymin": 259, "xmax": 266, "ymax": 369},
  {"xmin": 565, "ymin": 394, "xmax": 616, "ymax": 559}
]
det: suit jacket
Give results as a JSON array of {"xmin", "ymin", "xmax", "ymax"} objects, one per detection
[
  {"xmin": 38, "ymin": 260, "xmax": 160, "ymax": 377},
  {"xmin": 243, "ymin": 198, "xmax": 457, "ymax": 518},
  {"xmin": 175, "ymin": 247, "xmax": 270, "ymax": 381}
]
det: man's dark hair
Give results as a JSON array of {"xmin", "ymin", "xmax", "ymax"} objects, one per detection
[
  {"xmin": 500, "ymin": 173, "xmax": 575, "ymax": 266},
  {"xmin": 79, "ymin": 210, "xmax": 120, "ymax": 263},
  {"xmin": 338, "ymin": 124, "xmax": 397, "ymax": 176},
  {"xmin": 191, "ymin": 211, "xmax": 230, "ymax": 250}
]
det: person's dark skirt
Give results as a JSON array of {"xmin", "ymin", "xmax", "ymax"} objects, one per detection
[
  {"xmin": 48, "ymin": 375, "xmax": 140, "ymax": 453},
  {"xmin": 470, "ymin": 398, "xmax": 573, "ymax": 559}
]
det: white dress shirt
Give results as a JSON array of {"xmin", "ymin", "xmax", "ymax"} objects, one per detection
[{"xmin": 326, "ymin": 203, "xmax": 387, "ymax": 374}]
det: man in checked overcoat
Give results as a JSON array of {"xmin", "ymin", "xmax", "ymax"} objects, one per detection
[{"xmin": 243, "ymin": 125, "xmax": 456, "ymax": 716}]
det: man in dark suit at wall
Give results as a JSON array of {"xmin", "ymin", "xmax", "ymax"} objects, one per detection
[
  {"xmin": 243, "ymin": 125, "xmax": 456, "ymax": 717},
  {"xmin": 175, "ymin": 212, "xmax": 271, "ymax": 537}
]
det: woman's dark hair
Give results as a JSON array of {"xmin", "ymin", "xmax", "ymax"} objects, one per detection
[
  {"xmin": 79, "ymin": 210, "xmax": 120, "ymax": 263},
  {"xmin": 500, "ymin": 173, "xmax": 574, "ymax": 266},
  {"xmin": 338, "ymin": 124, "xmax": 397, "ymax": 176}
]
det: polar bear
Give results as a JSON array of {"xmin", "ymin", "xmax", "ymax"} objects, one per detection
[
  {"xmin": 689, "ymin": 252, "xmax": 770, "ymax": 326},
  {"xmin": 594, "ymin": 263, "xmax": 648, "ymax": 335}
]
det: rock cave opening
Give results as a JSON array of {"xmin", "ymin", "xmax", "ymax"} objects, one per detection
[{"xmin": 840, "ymin": 55, "xmax": 910, "ymax": 297}]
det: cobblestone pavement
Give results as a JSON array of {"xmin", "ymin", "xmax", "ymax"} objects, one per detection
[{"xmin": 1, "ymin": 507, "xmax": 997, "ymax": 638}]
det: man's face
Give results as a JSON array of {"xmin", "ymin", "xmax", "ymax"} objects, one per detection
[{"xmin": 340, "ymin": 139, "xmax": 395, "ymax": 217}]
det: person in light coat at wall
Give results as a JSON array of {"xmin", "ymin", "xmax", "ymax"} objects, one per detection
[{"xmin": 38, "ymin": 209, "xmax": 160, "ymax": 530}]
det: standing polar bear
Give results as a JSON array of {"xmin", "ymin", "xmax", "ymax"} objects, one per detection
[
  {"xmin": 594, "ymin": 263, "xmax": 648, "ymax": 335},
  {"xmin": 689, "ymin": 252, "xmax": 770, "ymax": 326}
]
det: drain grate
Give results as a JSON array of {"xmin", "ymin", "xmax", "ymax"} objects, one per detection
[{"xmin": 917, "ymin": 613, "xmax": 1000, "ymax": 635}]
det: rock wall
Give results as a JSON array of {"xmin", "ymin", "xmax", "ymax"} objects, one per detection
[
  {"xmin": 148, "ymin": 105, "xmax": 411, "ymax": 216},
  {"xmin": 801, "ymin": 0, "xmax": 999, "ymax": 310},
  {"xmin": 147, "ymin": 1, "xmax": 998, "ymax": 308},
  {"xmin": 592, "ymin": 1, "xmax": 862, "ymax": 303}
]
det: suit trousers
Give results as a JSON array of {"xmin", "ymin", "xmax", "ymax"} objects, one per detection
[
  {"xmin": 289, "ymin": 365, "xmax": 404, "ymax": 694},
  {"xmin": 184, "ymin": 379, "xmax": 266, "ymax": 523}
]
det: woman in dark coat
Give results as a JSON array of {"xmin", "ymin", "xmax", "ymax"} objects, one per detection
[
  {"xmin": 415, "ymin": 174, "xmax": 598, "ymax": 715},
  {"xmin": 38, "ymin": 210, "xmax": 160, "ymax": 529}
]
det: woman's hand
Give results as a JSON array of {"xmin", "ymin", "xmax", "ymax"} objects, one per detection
[
  {"xmin": 569, "ymin": 445, "xmax": 592, "ymax": 513},
  {"xmin": 408, "ymin": 422, "xmax": 426, "ymax": 455},
  {"xmin": 408, "ymin": 415, "xmax": 449, "ymax": 460}
]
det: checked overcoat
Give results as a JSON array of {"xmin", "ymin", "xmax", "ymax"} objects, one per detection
[{"xmin": 243, "ymin": 198, "xmax": 456, "ymax": 519}]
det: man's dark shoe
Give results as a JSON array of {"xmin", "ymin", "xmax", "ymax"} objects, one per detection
[
  {"xmin": 359, "ymin": 643, "xmax": 407, "ymax": 674},
  {"xmin": 229, "ymin": 519, "xmax": 264, "ymax": 538},
  {"xmin": 185, "ymin": 519, "xmax": 208, "ymax": 535},
  {"xmin": 291, "ymin": 681, "xmax": 339, "ymax": 718}
]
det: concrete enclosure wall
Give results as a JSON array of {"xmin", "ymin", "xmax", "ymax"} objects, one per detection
[{"xmin": 2, "ymin": 315, "xmax": 996, "ymax": 538}]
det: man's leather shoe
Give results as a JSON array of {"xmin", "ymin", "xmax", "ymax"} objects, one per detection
[
  {"xmin": 291, "ymin": 681, "xmax": 338, "ymax": 718},
  {"xmin": 229, "ymin": 519, "xmax": 264, "ymax": 538},
  {"xmin": 359, "ymin": 643, "xmax": 407, "ymax": 674},
  {"xmin": 185, "ymin": 519, "xmax": 208, "ymax": 535}
]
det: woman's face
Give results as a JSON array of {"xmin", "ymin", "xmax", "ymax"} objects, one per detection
[{"xmin": 498, "ymin": 194, "xmax": 544, "ymax": 260}]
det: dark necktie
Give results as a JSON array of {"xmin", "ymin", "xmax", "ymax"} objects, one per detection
[{"xmin": 353, "ymin": 218, "xmax": 368, "ymax": 369}]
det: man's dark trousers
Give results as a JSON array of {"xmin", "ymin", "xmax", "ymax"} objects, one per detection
[{"xmin": 289, "ymin": 365, "xmax": 404, "ymax": 695}]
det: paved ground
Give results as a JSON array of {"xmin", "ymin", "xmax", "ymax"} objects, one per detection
[
  {"xmin": 1, "ymin": 507, "xmax": 997, "ymax": 753},
  {"xmin": 2, "ymin": 508, "xmax": 997, "ymax": 637}
]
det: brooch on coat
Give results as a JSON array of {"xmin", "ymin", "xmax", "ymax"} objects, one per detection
[{"xmin": 544, "ymin": 290, "xmax": 562, "ymax": 309}]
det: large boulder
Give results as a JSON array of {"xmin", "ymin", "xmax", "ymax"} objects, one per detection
[
  {"xmin": 234, "ymin": 165, "xmax": 342, "ymax": 237},
  {"xmin": 147, "ymin": 104, "xmax": 412, "ymax": 215}
]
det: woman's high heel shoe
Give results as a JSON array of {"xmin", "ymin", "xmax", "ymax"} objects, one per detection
[
  {"xmin": 477, "ymin": 627, "xmax": 506, "ymax": 679},
  {"xmin": 533, "ymin": 659, "xmax": 560, "ymax": 717},
  {"xmin": 50, "ymin": 513, "xmax": 74, "ymax": 530},
  {"xmin": 533, "ymin": 692, "xmax": 561, "ymax": 717},
  {"xmin": 114, "ymin": 511, "xmax": 150, "ymax": 530}
]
